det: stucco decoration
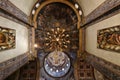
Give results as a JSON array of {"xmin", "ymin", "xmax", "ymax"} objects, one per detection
[
  {"xmin": 0, "ymin": 26, "xmax": 15, "ymax": 51},
  {"xmin": 97, "ymin": 26, "xmax": 120, "ymax": 53},
  {"xmin": 44, "ymin": 50, "xmax": 71, "ymax": 77}
]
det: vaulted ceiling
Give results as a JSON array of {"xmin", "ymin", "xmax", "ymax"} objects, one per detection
[{"xmin": 9, "ymin": 0, "xmax": 105, "ymax": 16}]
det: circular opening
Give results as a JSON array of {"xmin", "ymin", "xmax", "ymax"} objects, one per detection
[{"xmin": 44, "ymin": 50, "xmax": 71, "ymax": 77}]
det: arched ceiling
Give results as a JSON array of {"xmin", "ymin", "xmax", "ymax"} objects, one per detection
[{"xmin": 9, "ymin": 0, "xmax": 105, "ymax": 16}]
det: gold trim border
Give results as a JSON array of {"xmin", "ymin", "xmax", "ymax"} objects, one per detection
[{"xmin": 32, "ymin": 0, "xmax": 81, "ymax": 29}]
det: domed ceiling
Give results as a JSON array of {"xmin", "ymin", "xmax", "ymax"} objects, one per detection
[{"xmin": 44, "ymin": 51, "xmax": 71, "ymax": 77}]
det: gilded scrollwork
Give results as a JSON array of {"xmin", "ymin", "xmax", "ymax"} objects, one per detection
[
  {"xmin": 97, "ymin": 26, "xmax": 120, "ymax": 53},
  {"xmin": 0, "ymin": 26, "xmax": 15, "ymax": 51}
]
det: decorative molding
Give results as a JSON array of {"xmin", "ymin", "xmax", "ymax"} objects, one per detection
[
  {"xmin": 0, "ymin": 9, "xmax": 29, "ymax": 27},
  {"xmin": 79, "ymin": 28, "xmax": 85, "ymax": 55},
  {"xmin": 85, "ymin": 52, "xmax": 120, "ymax": 80},
  {"xmin": 0, "ymin": 0, "xmax": 29, "ymax": 25},
  {"xmin": 0, "ymin": 52, "xmax": 29, "ymax": 80},
  {"xmin": 81, "ymin": 0, "xmax": 120, "ymax": 28},
  {"xmin": 82, "ymin": 6, "xmax": 120, "ymax": 28},
  {"xmin": 86, "ymin": 0, "xmax": 120, "ymax": 23}
]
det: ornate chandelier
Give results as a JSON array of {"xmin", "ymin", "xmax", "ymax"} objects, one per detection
[{"xmin": 44, "ymin": 26, "xmax": 70, "ymax": 51}]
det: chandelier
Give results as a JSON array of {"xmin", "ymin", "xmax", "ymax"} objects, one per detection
[{"xmin": 44, "ymin": 26, "xmax": 70, "ymax": 51}]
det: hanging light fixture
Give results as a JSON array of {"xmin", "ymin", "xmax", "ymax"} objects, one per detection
[{"xmin": 44, "ymin": 27, "xmax": 70, "ymax": 51}]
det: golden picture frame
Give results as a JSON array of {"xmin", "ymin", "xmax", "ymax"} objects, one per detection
[
  {"xmin": 0, "ymin": 26, "xmax": 16, "ymax": 51},
  {"xmin": 97, "ymin": 25, "xmax": 120, "ymax": 53}
]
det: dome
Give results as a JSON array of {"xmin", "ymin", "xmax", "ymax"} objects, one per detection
[{"xmin": 44, "ymin": 50, "xmax": 71, "ymax": 77}]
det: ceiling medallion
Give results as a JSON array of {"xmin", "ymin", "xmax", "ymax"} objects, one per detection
[{"xmin": 44, "ymin": 50, "xmax": 71, "ymax": 77}]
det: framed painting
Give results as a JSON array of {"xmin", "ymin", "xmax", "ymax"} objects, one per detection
[
  {"xmin": 0, "ymin": 26, "xmax": 16, "ymax": 51},
  {"xmin": 97, "ymin": 25, "xmax": 120, "ymax": 53}
]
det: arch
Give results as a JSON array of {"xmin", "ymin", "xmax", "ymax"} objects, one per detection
[{"xmin": 32, "ymin": 0, "xmax": 81, "ymax": 29}]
